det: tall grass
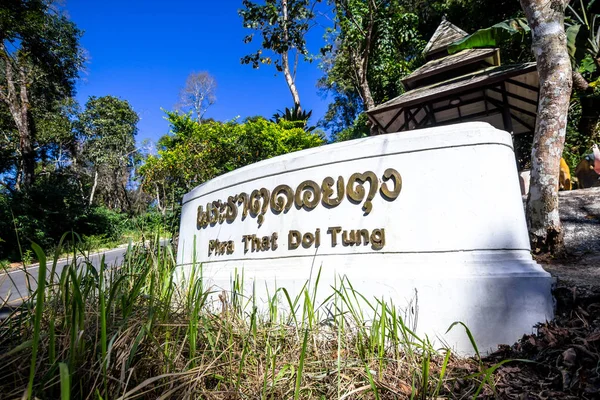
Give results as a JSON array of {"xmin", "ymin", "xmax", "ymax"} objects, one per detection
[{"xmin": 0, "ymin": 235, "xmax": 502, "ymax": 399}]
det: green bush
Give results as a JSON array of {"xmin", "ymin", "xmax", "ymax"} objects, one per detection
[
  {"xmin": 140, "ymin": 113, "xmax": 325, "ymax": 218},
  {"xmin": 77, "ymin": 206, "xmax": 126, "ymax": 242},
  {"xmin": 0, "ymin": 173, "xmax": 88, "ymax": 260},
  {"xmin": 123, "ymin": 209, "xmax": 166, "ymax": 233},
  {"xmin": 0, "ymin": 174, "xmax": 132, "ymax": 261}
]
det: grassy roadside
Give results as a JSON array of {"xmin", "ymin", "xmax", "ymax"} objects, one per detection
[
  {"xmin": 0, "ymin": 238, "xmax": 517, "ymax": 399},
  {"xmin": 0, "ymin": 230, "xmax": 171, "ymax": 272},
  {"xmin": 1, "ymin": 208, "xmax": 176, "ymax": 269}
]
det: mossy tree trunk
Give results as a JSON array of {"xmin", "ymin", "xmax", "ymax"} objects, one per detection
[{"xmin": 520, "ymin": 0, "xmax": 573, "ymax": 253}]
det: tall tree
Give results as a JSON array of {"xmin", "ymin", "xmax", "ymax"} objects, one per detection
[
  {"xmin": 77, "ymin": 96, "xmax": 139, "ymax": 211},
  {"xmin": 176, "ymin": 71, "xmax": 217, "ymax": 122},
  {"xmin": 0, "ymin": 0, "xmax": 84, "ymax": 190},
  {"xmin": 240, "ymin": 0, "xmax": 320, "ymax": 110},
  {"xmin": 319, "ymin": 0, "xmax": 424, "ymax": 135},
  {"xmin": 520, "ymin": 0, "xmax": 573, "ymax": 252}
]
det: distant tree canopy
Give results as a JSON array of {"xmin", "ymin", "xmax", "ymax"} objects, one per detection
[
  {"xmin": 0, "ymin": 0, "xmax": 85, "ymax": 190},
  {"xmin": 319, "ymin": 1, "xmax": 425, "ymax": 138},
  {"xmin": 77, "ymin": 95, "xmax": 140, "ymax": 210},
  {"xmin": 176, "ymin": 71, "xmax": 217, "ymax": 122},
  {"xmin": 240, "ymin": 0, "xmax": 321, "ymax": 110},
  {"xmin": 318, "ymin": 0, "xmax": 526, "ymax": 140},
  {"xmin": 140, "ymin": 113, "xmax": 325, "ymax": 216}
]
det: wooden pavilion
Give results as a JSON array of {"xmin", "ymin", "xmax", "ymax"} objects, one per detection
[{"xmin": 366, "ymin": 19, "xmax": 539, "ymax": 142}]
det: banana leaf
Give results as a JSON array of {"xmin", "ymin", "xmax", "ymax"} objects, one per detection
[
  {"xmin": 448, "ymin": 18, "xmax": 530, "ymax": 55},
  {"xmin": 566, "ymin": 23, "xmax": 590, "ymax": 65}
]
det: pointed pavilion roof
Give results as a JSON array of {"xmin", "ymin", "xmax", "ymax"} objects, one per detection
[
  {"xmin": 366, "ymin": 16, "xmax": 540, "ymax": 140},
  {"xmin": 422, "ymin": 18, "xmax": 469, "ymax": 57},
  {"xmin": 402, "ymin": 47, "xmax": 500, "ymax": 90}
]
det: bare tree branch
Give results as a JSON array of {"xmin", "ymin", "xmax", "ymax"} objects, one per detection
[{"xmin": 176, "ymin": 71, "xmax": 217, "ymax": 122}]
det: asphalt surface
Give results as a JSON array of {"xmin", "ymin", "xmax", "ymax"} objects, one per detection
[{"xmin": 0, "ymin": 246, "xmax": 128, "ymax": 307}]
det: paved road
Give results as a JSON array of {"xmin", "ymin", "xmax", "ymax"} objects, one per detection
[{"xmin": 0, "ymin": 246, "xmax": 128, "ymax": 306}]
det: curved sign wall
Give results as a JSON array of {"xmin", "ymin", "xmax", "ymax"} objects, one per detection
[{"xmin": 177, "ymin": 122, "xmax": 553, "ymax": 354}]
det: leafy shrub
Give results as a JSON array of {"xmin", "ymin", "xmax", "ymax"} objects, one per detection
[
  {"xmin": 77, "ymin": 206, "xmax": 126, "ymax": 243},
  {"xmin": 0, "ymin": 174, "xmax": 133, "ymax": 260},
  {"xmin": 0, "ymin": 173, "xmax": 88, "ymax": 260},
  {"xmin": 140, "ymin": 113, "xmax": 325, "ymax": 220},
  {"xmin": 332, "ymin": 113, "xmax": 370, "ymax": 143}
]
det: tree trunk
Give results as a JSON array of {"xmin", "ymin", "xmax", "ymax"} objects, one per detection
[
  {"xmin": 0, "ymin": 47, "xmax": 36, "ymax": 190},
  {"xmin": 281, "ymin": 0, "xmax": 302, "ymax": 110},
  {"xmin": 359, "ymin": 0, "xmax": 377, "ymax": 134},
  {"xmin": 356, "ymin": 53, "xmax": 377, "ymax": 136},
  {"xmin": 17, "ymin": 74, "xmax": 35, "ymax": 189},
  {"xmin": 351, "ymin": 0, "xmax": 376, "ymax": 113},
  {"xmin": 356, "ymin": 55, "xmax": 375, "ymax": 111},
  {"xmin": 572, "ymin": 69, "xmax": 591, "ymax": 92},
  {"xmin": 281, "ymin": 52, "xmax": 301, "ymax": 110},
  {"xmin": 155, "ymin": 184, "xmax": 165, "ymax": 216},
  {"xmin": 122, "ymin": 182, "xmax": 132, "ymax": 213},
  {"xmin": 89, "ymin": 170, "xmax": 98, "ymax": 206},
  {"xmin": 520, "ymin": 0, "xmax": 573, "ymax": 253}
]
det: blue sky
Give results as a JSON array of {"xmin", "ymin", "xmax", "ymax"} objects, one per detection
[{"xmin": 65, "ymin": 0, "xmax": 332, "ymax": 146}]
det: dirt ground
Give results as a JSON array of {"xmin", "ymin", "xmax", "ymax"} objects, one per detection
[{"xmin": 468, "ymin": 188, "xmax": 600, "ymax": 399}]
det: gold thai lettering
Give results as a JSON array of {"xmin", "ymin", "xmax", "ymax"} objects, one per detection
[
  {"xmin": 321, "ymin": 176, "xmax": 345, "ymax": 207},
  {"xmin": 380, "ymin": 168, "xmax": 402, "ymax": 200},
  {"xmin": 225, "ymin": 196, "xmax": 238, "ymax": 223},
  {"xmin": 249, "ymin": 188, "xmax": 270, "ymax": 226},
  {"xmin": 346, "ymin": 171, "xmax": 378, "ymax": 214},
  {"xmin": 295, "ymin": 180, "xmax": 321, "ymax": 210},
  {"xmin": 196, "ymin": 205, "xmax": 208, "ymax": 229},
  {"xmin": 195, "ymin": 169, "xmax": 402, "ymax": 228},
  {"xmin": 237, "ymin": 193, "xmax": 249, "ymax": 219},
  {"xmin": 270, "ymin": 184, "xmax": 294, "ymax": 214}
]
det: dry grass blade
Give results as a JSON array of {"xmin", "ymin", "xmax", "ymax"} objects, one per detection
[{"xmin": 0, "ymin": 238, "xmax": 518, "ymax": 399}]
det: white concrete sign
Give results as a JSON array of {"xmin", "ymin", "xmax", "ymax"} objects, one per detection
[{"xmin": 177, "ymin": 122, "xmax": 553, "ymax": 354}]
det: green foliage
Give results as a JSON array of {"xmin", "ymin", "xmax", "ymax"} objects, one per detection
[
  {"xmin": 407, "ymin": 0, "xmax": 525, "ymax": 39},
  {"xmin": 319, "ymin": 0, "xmax": 530, "ymax": 134},
  {"xmin": 447, "ymin": 2, "xmax": 600, "ymax": 153},
  {"xmin": 239, "ymin": 0, "xmax": 318, "ymax": 70},
  {"xmin": 77, "ymin": 95, "xmax": 139, "ymax": 210},
  {"xmin": 140, "ymin": 113, "xmax": 324, "ymax": 215},
  {"xmin": 272, "ymin": 104, "xmax": 312, "ymax": 123},
  {"xmin": 78, "ymin": 96, "xmax": 139, "ymax": 163},
  {"xmin": 0, "ymin": 4, "xmax": 151, "ymax": 260},
  {"xmin": 0, "ymin": 172, "xmax": 87, "ymax": 259},
  {"xmin": 567, "ymin": 0, "xmax": 600, "ymax": 69},
  {"xmin": 563, "ymin": 98, "xmax": 600, "ymax": 171},
  {"xmin": 271, "ymin": 104, "xmax": 316, "ymax": 131},
  {"xmin": 0, "ymin": 0, "xmax": 85, "ymax": 190},
  {"xmin": 78, "ymin": 207, "xmax": 127, "ymax": 243},
  {"xmin": 319, "ymin": 1, "xmax": 426, "ymax": 132},
  {"xmin": 0, "ymin": 0, "xmax": 84, "ymax": 104},
  {"xmin": 0, "ymin": 174, "xmax": 159, "ymax": 261},
  {"xmin": 0, "ymin": 239, "xmax": 500, "ymax": 399},
  {"xmin": 331, "ymin": 113, "xmax": 370, "ymax": 143},
  {"xmin": 448, "ymin": 18, "xmax": 530, "ymax": 54}
]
